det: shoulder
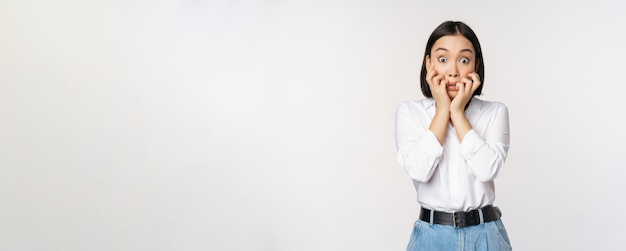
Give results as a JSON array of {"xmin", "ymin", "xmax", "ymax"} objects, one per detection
[
  {"xmin": 472, "ymin": 98, "xmax": 508, "ymax": 110},
  {"xmin": 472, "ymin": 98, "xmax": 509, "ymax": 116},
  {"xmin": 396, "ymin": 98, "xmax": 435, "ymax": 112},
  {"xmin": 396, "ymin": 99, "xmax": 435, "ymax": 124}
]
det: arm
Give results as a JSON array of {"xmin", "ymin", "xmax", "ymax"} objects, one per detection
[
  {"xmin": 395, "ymin": 102, "xmax": 443, "ymax": 182},
  {"xmin": 429, "ymin": 107, "xmax": 450, "ymax": 145},
  {"xmin": 426, "ymin": 57, "xmax": 451, "ymax": 145},
  {"xmin": 459, "ymin": 103, "xmax": 510, "ymax": 182},
  {"xmin": 450, "ymin": 72, "xmax": 480, "ymax": 142}
]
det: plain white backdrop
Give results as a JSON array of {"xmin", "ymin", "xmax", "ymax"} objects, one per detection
[{"xmin": 1, "ymin": 0, "xmax": 626, "ymax": 250}]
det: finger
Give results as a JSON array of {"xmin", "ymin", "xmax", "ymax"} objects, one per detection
[
  {"xmin": 470, "ymin": 72, "xmax": 480, "ymax": 81},
  {"xmin": 426, "ymin": 67, "xmax": 435, "ymax": 81},
  {"xmin": 469, "ymin": 72, "xmax": 480, "ymax": 84},
  {"xmin": 469, "ymin": 73, "xmax": 481, "ymax": 91},
  {"xmin": 426, "ymin": 66, "xmax": 437, "ymax": 85},
  {"xmin": 460, "ymin": 77, "xmax": 473, "ymax": 91},
  {"xmin": 461, "ymin": 77, "xmax": 472, "ymax": 85},
  {"xmin": 432, "ymin": 75, "xmax": 443, "ymax": 86},
  {"xmin": 440, "ymin": 78, "xmax": 448, "ymax": 88},
  {"xmin": 426, "ymin": 73, "xmax": 433, "ymax": 86},
  {"xmin": 428, "ymin": 65, "xmax": 437, "ymax": 79},
  {"xmin": 456, "ymin": 82, "xmax": 466, "ymax": 92}
]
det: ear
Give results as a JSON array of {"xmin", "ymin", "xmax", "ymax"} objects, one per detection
[{"xmin": 425, "ymin": 55, "xmax": 431, "ymax": 69}]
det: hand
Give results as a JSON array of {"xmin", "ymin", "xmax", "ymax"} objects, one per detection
[
  {"xmin": 450, "ymin": 72, "xmax": 481, "ymax": 113},
  {"xmin": 426, "ymin": 60, "xmax": 451, "ymax": 109}
]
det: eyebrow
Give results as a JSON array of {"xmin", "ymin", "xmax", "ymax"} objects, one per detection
[{"xmin": 434, "ymin": 48, "xmax": 474, "ymax": 54}]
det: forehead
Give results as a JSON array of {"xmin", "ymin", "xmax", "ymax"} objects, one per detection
[{"xmin": 431, "ymin": 35, "xmax": 474, "ymax": 53}]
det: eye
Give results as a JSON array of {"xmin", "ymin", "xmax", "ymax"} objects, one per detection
[
  {"xmin": 460, "ymin": 57, "xmax": 470, "ymax": 64},
  {"xmin": 438, "ymin": 56, "xmax": 447, "ymax": 63}
]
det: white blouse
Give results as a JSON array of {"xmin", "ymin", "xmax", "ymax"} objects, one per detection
[{"xmin": 395, "ymin": 97, "xmax": 510, "ymax": 212}]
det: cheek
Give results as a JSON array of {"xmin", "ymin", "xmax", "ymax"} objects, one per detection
[
  {"xmin": 433, "ymin": 62, "xmax": 446, "ymax": 73},
  {"xmin": 461, "ymin": 64, "xmax": 476, "ymax": 76}
]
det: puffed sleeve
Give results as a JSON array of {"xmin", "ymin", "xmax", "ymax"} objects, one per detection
[
  {"xmin": 395, "ymin": 102, "xmax": 443, "ymax": 183},
  {"xmin": 458, "ymin": 102, "xmax": 510, "ymax": 182}
]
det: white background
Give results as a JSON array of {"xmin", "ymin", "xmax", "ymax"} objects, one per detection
[{"xmin": 1, "ymin": 0, "xmax": 625, "ymax": 250}]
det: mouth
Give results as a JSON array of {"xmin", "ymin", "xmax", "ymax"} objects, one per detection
[{"xmin": 446, "ymin": 82, "xmax": 457, "ymax": 90}]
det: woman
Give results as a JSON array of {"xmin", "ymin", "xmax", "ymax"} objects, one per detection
[{"xmin": 395, "ymin": 21, "xmax": 512, "ymax": 250}]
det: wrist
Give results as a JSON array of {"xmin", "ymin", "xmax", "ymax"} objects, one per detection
[
  {"xmin": 434, "ymin": 99, "xmax": 450, "ymax": 109},
  {"xmin": 435, "ymin": 106, "xmax": 451, "ymax": 117},
  {"xmin": 450, "ymin": 110, "xmax": 465, "ymax": 120},
  {"xmin": 449, "ymin": 100, "xmax": 468, "ymax": 114}
]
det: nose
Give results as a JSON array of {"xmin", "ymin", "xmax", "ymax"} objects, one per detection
[
  {"xmin": 447, "ymin": 61, "xmax": 459, "ymax": 78},
  {"xmin": 448, "ymin": 70, "xmax": 458, "ymax": 78}
]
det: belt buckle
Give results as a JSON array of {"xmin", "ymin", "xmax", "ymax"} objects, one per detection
[
  {"xmin": 452, "ymin": 211, "xmax": 465, "ymax": 228},
  {"xmin": 452, "ymin": 212, "xmax": 458, "ymax": 228}
]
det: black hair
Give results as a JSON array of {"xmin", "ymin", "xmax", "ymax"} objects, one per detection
[{"xmin": 420, "ymin": 21, "xmax": 484, "ymax": 98}]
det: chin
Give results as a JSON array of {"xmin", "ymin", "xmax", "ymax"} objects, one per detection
[{"xmin": 447, "ymin": 91, "xmax": 458, "ymax": 99}]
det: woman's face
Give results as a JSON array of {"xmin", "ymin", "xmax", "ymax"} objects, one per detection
[{"xmin": 427, "ymin": 34, "xmax": 477, "ymax": 99}]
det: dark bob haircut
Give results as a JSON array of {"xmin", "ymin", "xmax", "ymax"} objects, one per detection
[{"xmin": 420, "ymin": 21, "xmax": 484, "ymax": 98}]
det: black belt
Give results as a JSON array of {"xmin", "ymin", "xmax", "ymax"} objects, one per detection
[{"xmin": 419, "ymin": 205, "xmax": 502, "ymax": 228}]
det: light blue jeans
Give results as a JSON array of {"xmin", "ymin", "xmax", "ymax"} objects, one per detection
[{"xmin": 406, "ymin": 219, "xmax": 512, "ymax": 251}]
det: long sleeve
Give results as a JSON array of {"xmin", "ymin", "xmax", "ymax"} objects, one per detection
[
  {"xmin": 458, "ymin": 103, "xmax": 510, "ymax": 182},
  {"xmin": 395, "ymin": 102, "xmax": 443, "ymax": 183}
]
